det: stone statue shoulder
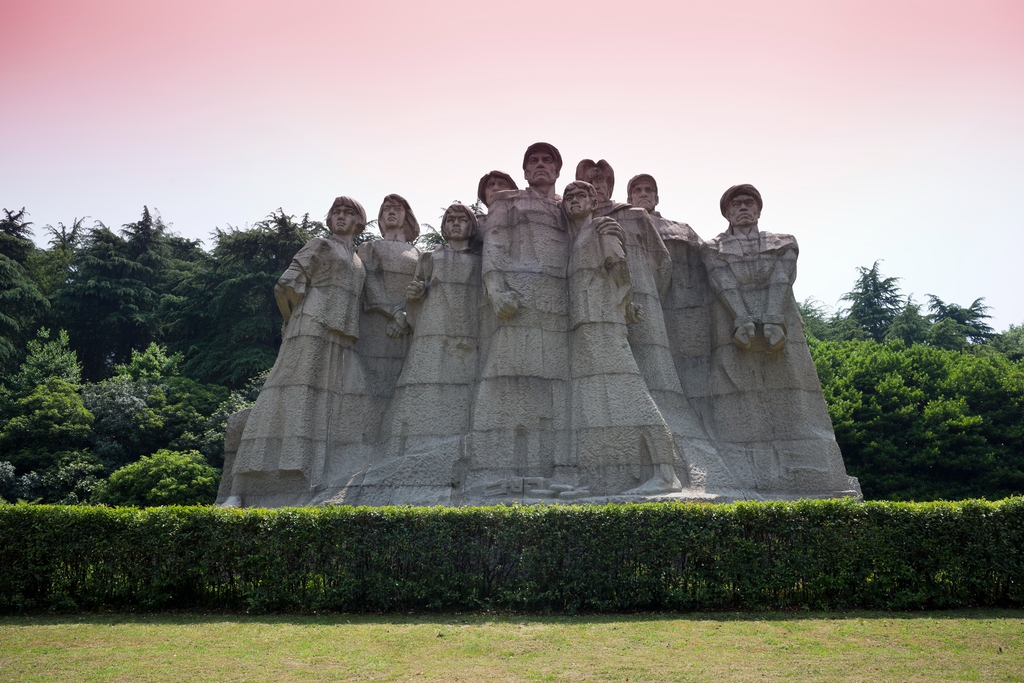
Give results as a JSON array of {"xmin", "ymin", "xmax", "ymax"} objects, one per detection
[
  {"xmin": 703, "ymin": 230, "xmax": 798, "ymax": 262},
  {"xmin": 652, "ymin": 215, "xmax": 703, "ymax": 246}
]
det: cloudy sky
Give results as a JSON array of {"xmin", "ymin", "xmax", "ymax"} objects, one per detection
[{"xmin": 3, "ymin": 0, "xmax": 1023, "ymax": 329}]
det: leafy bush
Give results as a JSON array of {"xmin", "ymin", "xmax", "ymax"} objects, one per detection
[
  {"xmin": 97, "ymin": 449, "xmax": 220, "ymax": 507},
  {"xmin": 811, "ymin": 339, "xmax": 1024, "ymax": 501},
  {"xmin": 1, "ymin": 499, "xmax": 1021, "ymax": 613}
]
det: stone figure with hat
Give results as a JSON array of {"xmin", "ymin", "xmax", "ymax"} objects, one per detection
[{"xmin": 698, "ymin": 184, "xmax": 862, "ymax": 499}]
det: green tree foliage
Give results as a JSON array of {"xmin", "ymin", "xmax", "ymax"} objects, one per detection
[
  {"xmin": 96, "ymin": 449, "xmax": 220, "ymax": 506},
  {"xmin": 990, "ymin": 324, "xmax": 1024, "ymax": 362},
  {"xmin": 24, "ymin": 218, "xmax": 85, "ymax": 299},
  {"xmin": 52, "ymin": 208, "xmax": 206, "ymax": 381},
  {"xmin": 925, "ymin": 295, "xmax": 994, "ymax": 350},
  {"xmin": 169, "ymin": 210, "xmax": 324, "ymax": 386},
  {"xmin": 0, "ymin": 209, "xmax": 48, "ymax": 374},
  {"xmin": 884, "ymin": 297, "xmax": 930, "ymax": 346},
  {"xmin": 0, "ymin": 329, "xmax": 92, "ymax": 480},
  {"xmin": 0, "ymin": 378, "xmax": 94, "ymax": 474},
  {"xmin": 811, "ymin": 338, "xmax": 1024, "ymax": 501},
  {"xmin": 839, "ymin": 261, "xmax": 904, "ymax": 342},
  {"xmin": 82, "ymin": 343, "xmax": 228, "ymax": 470}
]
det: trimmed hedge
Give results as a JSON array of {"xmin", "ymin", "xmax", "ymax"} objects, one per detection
[{"xmin": 1, "ymin": 498, "xmax": 1022, "ymax": 613}]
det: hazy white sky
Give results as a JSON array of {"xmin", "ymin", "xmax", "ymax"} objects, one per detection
[{"xmin": 3, "ymin": 0, "xmax": 1023, "ymax": 329}]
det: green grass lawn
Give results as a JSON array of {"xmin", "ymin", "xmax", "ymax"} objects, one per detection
[{"xmin": 1, "ymin": 610, "xmax": 1021, "ymax": 682}]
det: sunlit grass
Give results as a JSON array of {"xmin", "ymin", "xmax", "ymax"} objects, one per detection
[{"xmin": 2, "ymin": 609, "xmax": 1021, "ymax": 682}]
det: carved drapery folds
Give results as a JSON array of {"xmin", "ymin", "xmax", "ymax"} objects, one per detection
[{"xmin": 219, "ymin": 162, "xmax": 861, "ymax": 508}]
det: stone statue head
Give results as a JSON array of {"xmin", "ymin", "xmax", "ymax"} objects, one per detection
[
  {"xmin": 720, "ymin": 184, "xmax": 762, "ymax": 231},
  {"xmin": 476, "ymin": 171, "xmax": 519, "ymax": 208},
  {"xmin": 562, "ymin": 180, "xmax": 598, "ymax": 221},
  {"xmin": 575, "ymin": 159, "xmax": 614, "ymax": 203},
  {"xmin": 326, "ymin": 196, "xmax": 367, "ymax": 237},
  {"xmin": 440, "ymin": 202, "xmax": 479, "ymax": 243},
  {"xmin": 522, "ymin": 142, "xmax": 562, "ymax": 188},
  {"xmin": 627, "ymin": 174, "xmax": 659, "ymax": 211},
  {"xmin": 378, "ymin": 194, "xmax": 420, "ymax": 242}
]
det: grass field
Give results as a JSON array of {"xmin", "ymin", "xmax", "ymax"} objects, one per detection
[{"xmin": 1, "ymin": 609, "xmax": 1021, "ymax": 682}]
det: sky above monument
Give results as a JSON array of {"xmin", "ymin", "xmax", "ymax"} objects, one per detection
[{"xmin": 3, "ymin": 0, "xmax": 1023, "ymax": 330}]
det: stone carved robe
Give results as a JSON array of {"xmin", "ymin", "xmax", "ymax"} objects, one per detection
[
  {"xmin": 567, "ymin": 216, "xmax": 679, "ymax": 494},
  {"xmin": 356, "ymin": 239, "xmax": 421, "ymax": 407},
  {"xmin": 700, "ymin": 228, "xmax": 861, "ymax": 498},
  {"xmin": 594, "ymin": 203, "xmax": 721, "ymax": 487},
  {"xmin": 471, "ymin": 187, "xmax": 571, "ymax": 490},
  {"xmin": 358, "ymin": 244, "xmax": 483, "ymax": 505},
  {"xmin": 228, "ymin": 237, "xmax": 374, "ymax": 506}
]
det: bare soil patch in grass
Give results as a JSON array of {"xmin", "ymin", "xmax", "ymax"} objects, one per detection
[{"xmin": 1, "ymin": 609, "xmax": 1021, "ymax": 682}]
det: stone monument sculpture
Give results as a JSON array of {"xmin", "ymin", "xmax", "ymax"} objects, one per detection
[
  {"xmin": 222, "ymin": 197, "xmax": 376, "ymax": 507},
  {"xmin": 562, "ymin": 180, "xmax": 682, "ymax": 495},
  {"xmin": 356, "ymin": 195, "xmax": 422, "ymax": 433},
  {"xmin": 217, "ymin": 145, "xmax": 862, "ymax": 508},
  {"xmin": 362, "ymin": 203, "xmax": 484, "ymax": 504},
  {"xmin": 697, "ymin": 184, "xmax": 860, "ymax": 497},
  {"xmin": 477, "ymin": 170, "xmax": 519, "ymax": 210},
  {"xmin": 576, "ymin": 160, "xmax": 727, "ymax": 492}
]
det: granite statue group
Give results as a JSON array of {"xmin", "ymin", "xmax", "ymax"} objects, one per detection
[{"xmin": 218, "ymin": 142, "xmax": 862, "ymax": 508}]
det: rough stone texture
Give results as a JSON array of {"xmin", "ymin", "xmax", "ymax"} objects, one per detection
[
  {"xmin": 226, "ymin": 235, "xmax": 377, "ymax": 507},
  {"xmin": 218, "ymin": 156, "xmax": 861, "ymax": 508}
]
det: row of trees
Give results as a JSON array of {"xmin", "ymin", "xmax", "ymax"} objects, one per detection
[{"xmin": 1, "ymin": 206, "xmax": 1022, "ymax": 504}]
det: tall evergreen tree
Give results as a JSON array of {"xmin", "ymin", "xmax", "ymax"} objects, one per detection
[
  {"xmin": 839, "ymin": 261, "xmax": 905, "ymax": 342},
  {"xmin": 170, "ymin": 209, "xmax": 324, "ymax": 386},
  {"xmin": 0, "ymin": 209, "xmax": 48, "ymax": 375},
  {"xmin": 52, "ymin": 207, "xmax": 188, "ymax": 380}
]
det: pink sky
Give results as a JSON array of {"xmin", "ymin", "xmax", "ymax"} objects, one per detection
[{"xmin": 3, "ymin": 0, "xmax": 1024, "ymax": 329}]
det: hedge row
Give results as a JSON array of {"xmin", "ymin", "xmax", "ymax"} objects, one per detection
[{"xmin": 1, "ymin": 498, "xmax": 1022, "ymax": 613}]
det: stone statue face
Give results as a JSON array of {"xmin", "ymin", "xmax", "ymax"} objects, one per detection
[
  {"xmin": 524, "ymin": 151, "xmax": 558, "ymax": 187},
  {"xmin": 725, "ymin": 194, "xmax": 761, "ymax": 229},
  {"xmin": 588, "ymin": 171, "xmax": 612, "ymax": 203},
  {"xmin": 444, "ymin": 211, "xmax": 474, "ymax": 241},
  {"xmin": 381, "ymin": 199, "xmax": 407, "ymax": 235},
  {"xmin": 629, "ymin": 180, "xmax": 658, "ymax": 211},
  {"xmin": 564, "ymin": 185, "xmax": 595, "ymax": 220},
  {"xmin": 484, "ymin": 176, "xmax": 516, "ymax": 205},
  {"xmin": 328, "ymin": 204, "xmax": 361, "ymax": 237}
]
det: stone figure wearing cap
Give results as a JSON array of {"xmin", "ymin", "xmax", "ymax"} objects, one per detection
[
  {"xmin": 470, "ymin": 142, "xmax": 575, "ymax": 496},
  {"xmin": 627, "ymin": 173, "xmax": 702, "ymax": 247},
  {"xmin": 627, "ymin": 173, "xmax": 713, "ymax": 395},
  {"xmin": 697, "ymin": 184, "xmax": 862, "ymax": 499}
]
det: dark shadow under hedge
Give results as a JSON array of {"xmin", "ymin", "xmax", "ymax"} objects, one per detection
[{"xmin": 1, "ymin": 498, "xmax": 1021, "ymax": 613}]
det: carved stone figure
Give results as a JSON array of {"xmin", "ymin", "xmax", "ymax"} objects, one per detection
[
  {"xmin": 628, "ymin": 173, "xmax": 714, "ymax": 424},
  {"xmin": 223, "ymin": 197, "xmax": 374, "ymax": 507},
  {"xmin": 469, "ymin": 142, "xmax": 573, "ymax": 498},
  {"xmin": 355, "ymin": 203, "xmax": 483, "ymax": 505},
  {"xmin": 356, "ymin": 194, "xmax": 422, "ymax": 419},
  {"xmin": 563, "ymin": 181, "xmax": 682, "ymax": 495},
  {"xmin": 477, "ymin": 170, "xmax": 519, "ymax": 209},
  {"xmin": 576, "ymin": 159, "xmax": 722, "ymax": 490},
  {"xmin": 218, "ymin": 155, "xmax": 862, "ymax": 508},
  {"xmin": 699, "ymin": 185, "xmax": 861, "ymax": 498}
]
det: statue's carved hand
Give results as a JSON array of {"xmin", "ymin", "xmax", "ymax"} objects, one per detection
[
  {"xmin": 386, "ymin": 310, "xmax": 411, "ymax": 338},
  {"xmin": 491, "ymin": 290, "xmax": 520, "ymax": 320},
  {"xmin": 626, "ymin": 302, "xmax": 644, "ymax": 325},
  {"xmin": 763, "ymin": 323, "xmax": 787, "ymax": 351},
  {"xmin": 594, "ymin": 217, "xmax": 624, "ymax": 244},
  {"xmin": 734, "ymin": 321, "xmax": 756, "ymax": 350},
  {"xmin": 406, "ymin": 280, "xmax": 425, "ymax": 301}
]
